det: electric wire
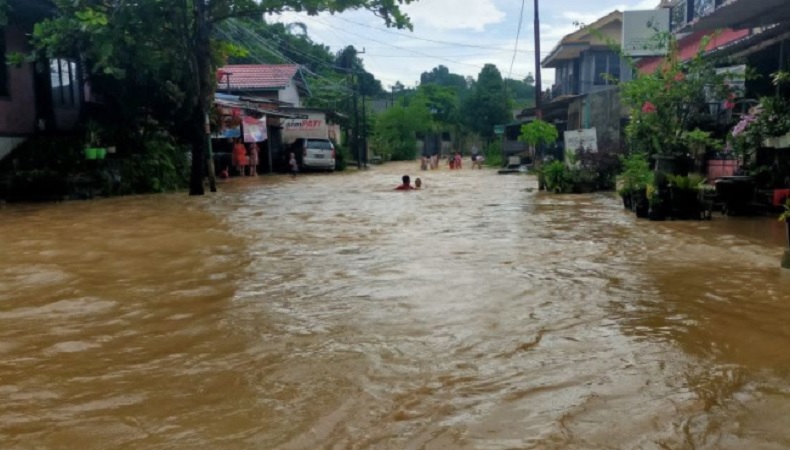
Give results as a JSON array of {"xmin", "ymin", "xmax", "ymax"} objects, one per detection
[{"xmin": 508, "ymin": 0, "xmax": 527, "ymax": 79}]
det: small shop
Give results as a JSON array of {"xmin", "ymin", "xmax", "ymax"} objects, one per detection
[{"xmin": 212, "ymin": 94, "xmax": 296, "ymax": 176}]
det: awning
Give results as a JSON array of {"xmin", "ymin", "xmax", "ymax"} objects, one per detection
[
  {"xmin": 214, "ymin": 95, "xmax": 296, "ymax": 119},
  {"xmin": 687, "ymin": 0, "xmax": 790, "ymax": 31},
  {"xmin": 517, "ymin": 95, "xmax": 582, "ymax": 121},
  {"xmin": 706, "ymin": 25, "xmax": 790, "ymax": 60}
]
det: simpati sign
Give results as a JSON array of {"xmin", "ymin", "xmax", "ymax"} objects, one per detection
[
  {"xmin": 282, "ymin": 114, "xmax": 329, "ymax": 142},
  {"xmin": 622, "ymin": 9, "xmax": 671, "ymax": 57},
  {"xmin": 564, "ymin": 128, "xmax": 598, "ymax": 153}
]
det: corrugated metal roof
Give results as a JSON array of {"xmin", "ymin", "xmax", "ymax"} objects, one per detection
[{"xmin": 218, "ymin": 64, "xmax": 301, "ymax": 90}]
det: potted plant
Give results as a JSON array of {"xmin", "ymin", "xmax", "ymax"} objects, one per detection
[
  {"xmin": 619, "ymin": 152, "xmax": 652, "ymax": 211},
  {"xmin": 647, "ymin": 183, "xmax": 666, "ymax": 221},
  {"xmin": 84, "ymin": 121, "xmax": 105, "ymax": 160},
  {"xmin": 667, "ymin": 173, "xmax": 706, "ymax": 220}
]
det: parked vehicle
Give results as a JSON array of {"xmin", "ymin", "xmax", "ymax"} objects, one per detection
[{"xmin": 290, "ymin": 138, "xmax": 336, "ymax": 171}]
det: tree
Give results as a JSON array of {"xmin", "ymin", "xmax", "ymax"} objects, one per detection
[
  {"xmin": 463, "ymin": 64, "xmax": 511, "ymax": 141},
  {"xmin": 373, "ymin": 99, "xmax": 431, "ymax": 161},
  {"xmin": 524, "ymin": 72, "xmax": 535, "ymax": 86},
  {"xmin": 30, "ymin": 0, "xmax": 413, "ymax": 196},
  {"xmin": 504, "ymin": 78, "xmax": 536, "ymax": 108},
  {"xmin": 420, "ymin": 65, "xmax": 468, "ymax": 94}
]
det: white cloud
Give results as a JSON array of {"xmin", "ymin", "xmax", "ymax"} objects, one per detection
[{"xmin": 403, "ymin": 0, "xmax": 506, "ymax": 32}]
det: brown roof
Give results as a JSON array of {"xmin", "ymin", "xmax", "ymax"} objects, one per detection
[{"xmin": 218, "ymin": 64, "xmax": 303, "ymax": 90}]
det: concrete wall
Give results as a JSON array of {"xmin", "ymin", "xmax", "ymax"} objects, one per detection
[{"xmin": 582, "ymin": 87, "xmax": 623, "ymax": 147}]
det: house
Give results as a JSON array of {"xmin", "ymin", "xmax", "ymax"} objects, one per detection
[
  {"xmin": 506, "ymin": 11, "xmax": 632, "ymax": 158},
  {"xmin": 543, "ymin": 11, "xmax": 632, "ymax": 100},
  {"xmin": 645, "ymin": 0, "xmax": 790, "ymax": 99},
  {"xmin": 217, "ymin": 64, "xmax": 311, "ymax": 107},
  {"xmin": 0, "ymin": 0, "xmax": 86, "ymax": 161}
]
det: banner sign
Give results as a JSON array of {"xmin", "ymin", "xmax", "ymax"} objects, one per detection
[
  {"xmin": 243, "ymin": 116, "xmax": 268, "ymax": 143},
  {"xmin": 622, "ymin": 9, "xmax": 671, "ymax": 57},
  {"xmin": 564, "ymin": 128, "xmax": 598, "ymax": 153}
]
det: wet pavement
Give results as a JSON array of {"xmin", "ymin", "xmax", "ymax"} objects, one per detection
[{"xmin": 2, "ymin": 162, "xmax": 790, "ymax": 449}]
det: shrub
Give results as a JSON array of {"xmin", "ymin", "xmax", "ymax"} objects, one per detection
[{"xmin": 484, "ymin": 140, "xmax": 503, "ymax": 167}]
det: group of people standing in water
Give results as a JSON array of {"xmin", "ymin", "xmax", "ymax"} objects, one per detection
[{"xmin": 420, "ymin": 148, "xmax": 485, "ymax": 172}]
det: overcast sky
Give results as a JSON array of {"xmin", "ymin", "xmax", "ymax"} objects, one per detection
[{"xmin": 271, "ymin": 0, "xmax": 661, "ymax": 89}]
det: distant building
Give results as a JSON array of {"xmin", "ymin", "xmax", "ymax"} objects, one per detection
[
  {"xmin": 217, "ymin": 64, "xmax": 311, "ymax": 107},
  {"xmin": 508, "ymin": 10, "xmax": 632, "ymax": 157}
]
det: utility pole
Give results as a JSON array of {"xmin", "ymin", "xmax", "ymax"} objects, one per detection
[
  {"xmin": 362, "ymin": 89, "xmax": 368, "ymax": 168},
  {"xmin": 356, "ymin": 48, "xmax": 366, "ymax": 169},
  {"xmin": 353, "ymin": 71, "xmax": 361, "ymax": 169},
  {"xmin": 533, "ymin": 0, "xmax": 543, "ymax": 121}
]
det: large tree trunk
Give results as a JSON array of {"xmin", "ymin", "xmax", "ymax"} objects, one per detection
[{"xmin": 189, "ymin": 0, "xmax": 212, "ymax": 196}]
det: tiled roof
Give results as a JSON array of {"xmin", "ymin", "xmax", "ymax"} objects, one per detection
[{"xmin": 218, "ymin": 64, "xmax": 301, "ymax": 90}]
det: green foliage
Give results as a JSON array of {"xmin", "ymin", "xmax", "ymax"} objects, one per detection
[
  {"xmin": 463, "ymin": 64, "xmax": 511, "ymax": 140},
  {"xmin": 519, "ymin": 120, "xmax": 559, "ymax": 147},
  {"xmin": 484, "ymin": 141, "xmax": 503, "ymax": 167},
  {"xmin": 618, "ymin": 152, "xmax": 652, "ymax": 196},
  {"xmin": 779, "ymin": 199, "xmax": 790, "ymax": 222},
  {"xmin": 373, "ymin": 99, "xmax": 429, "ymax": 161},
  {"xmin": 543, "ymin": 161, "xmax": 570, "ymax": 193},
  {"xmin": 682, "ymin": 128, "xmax": 722, "ymax": 151},
  {"xmin": 620, "ymin": 36, "xmax": 731, "ymax": 157},
  {"xmin": 666, "ymin": 173, "xmax": 705, "ymax": 191},
  {"xmin": 115, "ymin": 136, "xmax": 190, "ymax": 195},
  {"xmin": 503, "ymin": 77, "xmax": 536, "ymax": 108}
]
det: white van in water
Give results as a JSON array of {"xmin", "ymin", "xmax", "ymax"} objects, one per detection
[{"xmin": 291, "ymin": 138, "xmax": 336, "ymax": 171}]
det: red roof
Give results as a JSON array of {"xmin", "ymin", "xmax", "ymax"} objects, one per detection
[{"xmin": 218, "ymin": 64, "xmax": 301, "ymax": 90}]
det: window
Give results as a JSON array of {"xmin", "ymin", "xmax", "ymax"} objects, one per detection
[
  {"xmin": 695, "ymin": 0, "xmax": 715, "ymax": 18},
  {"xmin": 594, "ymin": 53, "xmax": 622, "ymax": 86},
  {"xmin": 671, "ymin": 0, "xmax": 688, "ymax": 30},
  {"xmin": 0, "ymin": 31, "xmax": 8, "ymax": 97},
  {"xmin": 50, "ymin": 58, "xmax": 79, "ymax": 107}
]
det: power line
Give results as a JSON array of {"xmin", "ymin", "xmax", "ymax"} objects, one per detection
[
  {"xmin": 509, "ymin": 0, "xmax": 527, "ymax": 80},
  {"xmin": 311, "ymin": 16, "xmax": 533, "ymax": 79},
  {"xmin": 221, "ymin": 20, "xmax": 354, "ymax": 94},
  {"xmin": 334, "ymin": 15, "xmax": 549, "ymax": 55}
]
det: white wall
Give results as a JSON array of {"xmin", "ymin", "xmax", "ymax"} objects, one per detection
[{"xmin": 279, "ymin": 82, "xmax": 302, "ymax": 107}]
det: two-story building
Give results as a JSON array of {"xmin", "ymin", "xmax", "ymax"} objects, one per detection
[{"xmin": 506, "ymin": 11, "xmax": 632, "ymax": 158}]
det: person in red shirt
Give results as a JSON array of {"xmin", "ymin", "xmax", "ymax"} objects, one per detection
[{"xmin": 394, "ymin": 175, "xmax": 415, "ymax": 191}]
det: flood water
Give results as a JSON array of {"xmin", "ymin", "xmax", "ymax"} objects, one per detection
[{"xmin": 2, "ymin": 162, "xmax": 790, "ymax": 450}]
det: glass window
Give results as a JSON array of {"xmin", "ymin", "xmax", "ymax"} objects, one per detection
[
  {"xmin": 609, "ymin": 54, "xmax": 621, "ymax": 83},
  {"xmin": 671, "ymin": 0, "xmax": 687, "ymax": 30},
  {"xmin": 594, "ymin": 53, "xmax": 609, "ymax": 86},
  {"xmin": 695, "ymin": 0, "xmax": 715, "ymax": 18},
  {"xmin": 50, "ymin": 58, "xmax": 79, "ymax": 107}
]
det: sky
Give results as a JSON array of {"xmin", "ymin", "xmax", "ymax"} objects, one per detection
[{"xmin": 270, "ymin": 0, "xmax": 662, "ymax": 89}]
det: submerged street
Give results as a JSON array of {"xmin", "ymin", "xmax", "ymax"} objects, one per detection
[{"xmin": 2, "ymin": 162, "xmax": 790, "ymax": 449}]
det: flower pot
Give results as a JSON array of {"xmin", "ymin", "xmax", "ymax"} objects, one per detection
[
  {"xmin": 670, "ymin": 188, "xmax": 702, "ymax": 220},
  {"xmin": 648, "ymin": 207, "xmax": 666, "ymax": 221},
  {"xmin": 633, "ymin": 189, "xmax": 649, "ymax": 218},
  {"xmin": 622, "ymin": 194, "xmax": 633, "ymax": 210},
  {"xmin": 84, "ymin": 147, "xmax": 99, "ymax": 160}
]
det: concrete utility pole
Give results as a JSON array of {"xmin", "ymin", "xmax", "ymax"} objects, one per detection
[
  {"xmin": 533, "ymin": 0, "xmax": 543, "ymax": 121},
  {"xmin": 353, "ymin": 72, "xmax": 361, "ymax": 169}
]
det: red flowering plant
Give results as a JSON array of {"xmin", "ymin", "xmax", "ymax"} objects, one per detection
[{"xmin": 620, "ymin": 36, "xmax": 732, "ymax": 158}]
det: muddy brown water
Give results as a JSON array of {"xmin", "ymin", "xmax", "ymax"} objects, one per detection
[{"xmin": 2, "ymin": 162, "xmax": 790, "ymax": 450}]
